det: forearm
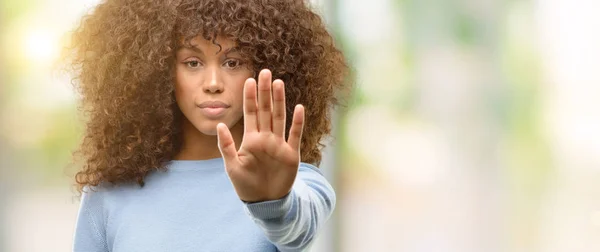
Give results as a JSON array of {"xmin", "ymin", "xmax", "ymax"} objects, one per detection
[{"xmin": 244, "ymin": 164, "xmax": 336, "ymax": 251}]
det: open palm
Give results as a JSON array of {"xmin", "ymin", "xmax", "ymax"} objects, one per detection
[{"xmin": 216, "ymin": 69, "xmax": 304, "ymax": 203}]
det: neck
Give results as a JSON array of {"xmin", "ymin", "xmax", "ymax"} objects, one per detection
[{"xmin": 174, "ymin": 118, "xmax": 244, "ymax": 160}]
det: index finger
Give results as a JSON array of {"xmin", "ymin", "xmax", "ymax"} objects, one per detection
[{"xmin": 243, "ymin": 78, "xmax": 258, "ymax": 133}]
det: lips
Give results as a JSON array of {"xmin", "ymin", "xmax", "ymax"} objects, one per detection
[
  {"xmin": 198, "ymin": 101, "xmax": 230, "ymax": 109},
  {"xmin": 197, "ymin": 101, "xmax": 230, "ymax": 118}
]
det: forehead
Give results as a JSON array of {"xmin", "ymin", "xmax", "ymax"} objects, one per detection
[{"xmin": 180, "ymin": 35, "xmax": 237, "ymax": 50}]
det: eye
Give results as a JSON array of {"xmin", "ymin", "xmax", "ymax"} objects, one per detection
[
  {"xmin": 223, "ymin": 59, "xmax": 243, "ymax": 69},
  {"xmin": 184, "ymin": 60, "xmax": 202, "ymax": 68}
]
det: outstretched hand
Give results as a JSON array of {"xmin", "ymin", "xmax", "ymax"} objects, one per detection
[{"xmin": 216, "ymin": 69, "xmax": 304, "ymax": 203}]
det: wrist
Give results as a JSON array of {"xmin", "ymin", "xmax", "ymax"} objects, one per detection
[{"xmin": 240, "ymin": 190, "xmax": 291, "ymax": 203}]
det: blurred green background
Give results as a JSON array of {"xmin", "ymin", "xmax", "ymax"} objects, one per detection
[{"xmin": 1, "ymin": 0, "xmax": 600, "ymax": 251}]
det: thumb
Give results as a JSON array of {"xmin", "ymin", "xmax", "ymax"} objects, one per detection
[{"xmin": 216, "ymin": 123, "xmax": 238, "ymax": 167}]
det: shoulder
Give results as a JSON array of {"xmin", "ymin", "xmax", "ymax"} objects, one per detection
[{"xmin": 79, "ymin": 182, "xmax": 139, "ymax": 208}]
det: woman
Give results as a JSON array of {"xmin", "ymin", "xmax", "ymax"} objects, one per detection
[{"xmin": 64, "ymin": 0, "xmax": 349, "ymax": 251}]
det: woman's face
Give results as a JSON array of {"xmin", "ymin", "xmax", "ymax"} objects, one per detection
[{"xmin": 175, "ymin": 36, "xmax": 253, "ymax": 136}]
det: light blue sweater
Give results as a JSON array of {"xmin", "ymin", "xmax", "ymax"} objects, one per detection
[{"xmin": 73, "ymin": 157, "xmax": 336, "ymax": 252}]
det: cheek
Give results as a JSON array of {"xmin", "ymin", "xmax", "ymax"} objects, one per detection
[
  {"xmin": 174, "ymin": 82, "xmax": 186, "ymax": 103},
  {"xmin": 234, "ymin": 84, "xmax": 245, "ymax": 100},
  {"xmin": 232, "ymin": 72, "xmax": 253, "ymax": 100},
  {"xmin": 174, "ymin": 72, "xmax": 195, "ymax": 102},
  {"xmin": 232, "ymin": 84, "xmax": 247, "ymax": 111}
]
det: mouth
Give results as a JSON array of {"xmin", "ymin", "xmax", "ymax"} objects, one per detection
[
  {"xmin": 199, "ymin": 107, "xmax": 226, "ymax": 118},
  {"xmin": 197, "ymin": 101, "xmax": 230, "ymax": 118},
  {"xmin": 197, "ymin": 101, "xmax": 230, "ymax": 109}
]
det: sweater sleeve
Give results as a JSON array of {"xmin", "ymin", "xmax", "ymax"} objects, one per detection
[
  {"xmin": 73, "ymin": 188, "xmax": 109, "ymax": 252},
  {"xmin": 243, "ymin": 163, "xmax": 336, "ymax": 252}
]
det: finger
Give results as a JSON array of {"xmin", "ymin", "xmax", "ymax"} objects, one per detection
[
  {"xmin": 287, "ymin": 104, "xmax": 305, "ymax": 153},
  {"xmin": 216, "ymin": 123, "xmax": 238, "ymax": 168},
  {"xmin": 257, "ymin": 69, "xmax": 272, "ymax": 132},
  {"xmin": 272, "ymin": 79, "xmax": 286, "ymax": 138},
  {"xmin": 243, "ymin": 78, "xmax": 258, "ymax": 133}
]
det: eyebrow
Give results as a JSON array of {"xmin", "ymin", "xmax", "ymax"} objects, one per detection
[{"xmin": 181, "ymin": 45, "xmax": 239, "ymax": 56}]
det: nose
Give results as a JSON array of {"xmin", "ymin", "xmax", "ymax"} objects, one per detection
[{"xmin": 203, "ymin": 66, "xmax": 224, "ymax": 94}]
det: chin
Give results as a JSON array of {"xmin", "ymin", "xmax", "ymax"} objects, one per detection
[
  {"xmin": 191, "ymin": 120, "xmax": 220, "ymax": 136},
  {"xmin": 190, "ymin": 117, "xmax": 242, "ymax": 136},
  {"xmin": 181, "ymin": 109, "xmax": 243, "ymax": 136}
]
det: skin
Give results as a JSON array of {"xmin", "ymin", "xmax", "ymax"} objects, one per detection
[
  {"xmin": 174, "ymin": 36, "xmax": 250, "ymax": 160},
  {"xmin": 174, "ymin": 36, "xmax": 305, "ymax": 202}
]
